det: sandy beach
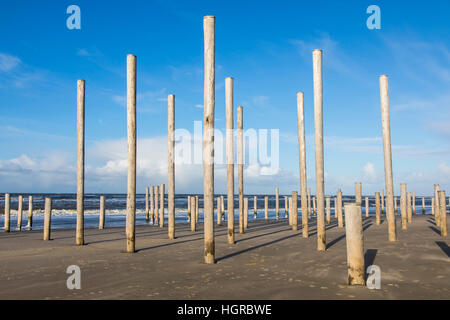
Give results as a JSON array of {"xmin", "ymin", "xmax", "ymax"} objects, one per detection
[{"xmin": 0, "ymin": 214, "xmax": 448, "ymax": 300}]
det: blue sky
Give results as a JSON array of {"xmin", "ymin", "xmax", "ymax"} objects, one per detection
[{"xmin": 0, "ymin": 0, "xmax": 449, "ymax": 195}]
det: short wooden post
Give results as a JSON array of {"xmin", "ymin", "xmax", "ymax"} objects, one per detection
[
  {"xmin": 17, "ymin": 195, "xmax": 23, "ymax": 231},
  {"xmin": 365, "ymin": 196, "xmax": 369, "ymax": 218},
  {"xmin": 344, "ymin": 203, "xmax": 365, "ymax": 286},
  {"xmin": 226, "ymin": 77, "xmax": 235, "ymax": 244},
  {"xmin": 254, "ymin": 195, "xmax": 257, "ymax": 219},
  {"xmin": 412, "ymin": 191, "xmax": 416, "ymax": 215},
  {"xmin": 160, "ymin": 184, "xmax": 165, "ymax": 228},
  {"xmin": 400, "ymin": 184, "xmax": 407, "ymax": 230},
  {"xmin": 190, "ymin": 196, "xmax": 196, "ymax": 232},
  {"xmin": 326, "ymin": 197, "xmax": 331, "ymax": 225},
  {"xmin": 337, "ymin": 189, "xmax": 343, "ymax": 227},
  {"xmin": 4, "ymin": 193, "xmax": 10, "ymax": 232},
  {"xmin": 195, "ymin": 195, "xmax": 199, "ymax": 223},
  {"xmin": 76, "ymin": 79, "xmax": 86, "ymax": 246},
  {"xmin": 187, "ymin": 195, "xmax": 191, "ymax": 221},
  {"xmin": 422, "ymin": 197, "xmax": 425, "ymax": 215},
  {"xmin": 434, "ymin": 185, "xmax": 440, "ymax": 226},
  {"xmin": 244, "ymin": 198, "xmax": 249, "ymax": 230},
  {"xmin": 99, "ymin": 195, "xmax": 105, "ymax": 229},
  {"xmin": 439, "ymin": 190, "xmax": 448, "ymax": 237},
  {"xmin": 289, "ymin": 197, "xmax": 293, "ymax": 226},
  {"xmin": 407, "ymin": 192, "xmax": 412, "ymax": 224},
  {"xmin": 168, "ymin": 94, "xmax": 175, "ymax": 239},
  {"xmin": 125, "ymin": 55, "xmax": 137, "ymax": 253},
  {"xmin": 221, "ymin": 196, "xmax": 225, "ymax": 219},
  {"xmin": 145, "ymin": 187, "xmax": 149, "ymax": 222},
  {"xmin": 155, "ymin": 185, "xmax": 159, "ymax": 225},
  {"xmin": 150, "ymin": 186, "xmax": 155, "ymax": 224},
  {"xmin": 284, "ymin": 196, "xmax": 288, "ymax": 218},
  {"xmin": 355, "ymin": 182, "xmax": 362, "ymax": 205},
  {"xmin": 275, "ymin": 188, "xmax": 280, "ymax": 219},
  {"xmin": 264, "ymin": 196, "xmax": 269, "ymax": 221},
  {"xmin": 27, "ymin": 195, "xmax": 33, "ymax": 230},
  {"xmin": 292, "ymin": 192, "xmax": 298, "ymax": 230},
  {"xmin": 43, "ymin": 197, "xmax": 52, "ymax": 241},
  {"xmin": 375, "ymin": 192, "xmax": 381, "ymax": 225},
  {"xmin": 216, "ymin": 197, "xmax": 222, "ymax": 225}
]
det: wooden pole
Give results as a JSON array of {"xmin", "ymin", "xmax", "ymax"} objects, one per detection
[
  {"xmin": 99, "ymin": 195, "xmax": 105, "ymax": 230},
  {"xmin": 334, "ymin": 197, "xmax": 337, "ymax": 218},
  {"xmin": 289, "ymin": 197, "xmax": 293, "ymax": 226},
  {"xmin": 313, "ymin": 196, "xmax": 316, "ymax": 216},
  {"xmin": 17, "ymin": 195, "xmax": 23, "ymax": 231},
  {"xmin": 168, "ymin": 94, "xmax": 175, "ymax": 239},
  {"xmin": 265, "ymin": 196, "xmax": 269, "ymax": 221},
  {"xmin": 125, "ymin": 54, "xmax": 137, "ymax": 253},
  {"xmin": 380, "ymin": 75, "xmax": 396, "ymax": 241},
  {"xmin": 145, "ymin": 187, "xmax": 149, "ymax": 222},
  {"xmin": 422, "ymin": 197, "xmax": 425, "ymax": 215},
  {"xmin": 190, "ymin": 196, "xmax": 196, "ymax": 232},
  {"xmin": 150, "ymin": 186, "xmax": 155, "ymax": 224},
  {"xmin": 27, "ymin": 195, "xmax": 33, "ymax": 230},
  {"xmin": 365, "ymin": 196, "xmax": 369, "ymax": 218},
  {"xmin": 439, "ymin": 190, "xmax": 448, "ymax": 237},
  {"xmin": 244, "ymin": 197, "xmax": 248, "ymax": 230},
  {"xmin": 432, "ymin": 197, "xmax": 435, "ymax": 216},
  {"xmin": 434, "ymin": 185, "xmax": 440, "ymax": 226},
  {"xmin": 4, "ymin": 193, "xmax": 10, "ymax": 232},
  {"xmin": 216, "ymin": 197, "xmax": 221, "ymax": 225},
  {"xmin": 412, "ymin": 191, "xmax": 416, "ymax": 215},
  {"xmin": 275, "ymin": 188, "xmax": 279, "ymax": 219},
  {"xmin": 407, "ymin": 192, "xmax": 412, "ymax": 224},
  {"xmin": 284, "ymin": 196, "xmax": 288, "ymax": 218},
  {"xmin": 43, "ymin": 197, "xmax": 52, "ymax": 241},
  {"xmin": 225, "ymin": 77, "xmax": 234, "ymax": 244},
  {"xmin": 375, "ymin": 192, "xmax": 381, "ymax": 225},
  {"xmin": 238, "ymin": 106, "xmax": 244, "ymax": 235},
  {"xmin": 160, "ymin": 184, "xmax": 165, "ymax": 228},
  {"xmin": 307, "ymin": 188, "xmax": 311, "ymax": 217},
  {"xmin": 292, "ymin": 192, "xmax": 298, "ymax": 230},
  {"xmin": 195, "ymin": 195, "xmax": 199, "ymax": 222},
  {"xmin": 394, "ymin": 196, "xmax": 398, "ymax": 213},
  {"xmin": 337, "ymin": 189, "xmax": 343, "ymax": 228},
  {"xmin": 221, "ymin": 195, "xmax": 225, "ymax": 220},
  {"xmin": 76, "ymin": 79, "xmax": 85, "ymax": 246},
  {"xmin": 355, "ymin": 182, "xmax": 362, "ymax": 205},
  {"xmin": 326, "ymin": 197, "xmax": 331, "ymax": 225},
  {"xmin": 400, "ymin": 184, "xmax": 407, "ymax": 230},
  {"xmin": 154, "ymin": 186, "xmax": 159, "ymax": 225},
  {"xmin": 297, "ymin": 91, "xmax": 308, "ymax": 237},
  {"xmin": 344, "ymin": 203, "xmax": 365, "ymax": 286},
  {"xmin": 254, "ymin": 195, "xmax": 257, "ymax": 219},
  {"xmin": 381, "ymin": 189, "xmax": 385, "ymax": 215}
]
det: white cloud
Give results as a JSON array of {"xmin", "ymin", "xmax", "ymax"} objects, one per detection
[
  {"xmin": 362, "ymin": 162, "xmax": 377, "ymax": 183},
  {"xmin": 0, "ymin": 53, "xmax": 21, "ymax": 72}
]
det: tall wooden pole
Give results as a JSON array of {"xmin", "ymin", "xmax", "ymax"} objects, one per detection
[
  {"xmin": 226, "ymin": 77, "xmax": 234, "ymax": 244},
  {"xmin": 394, "ymin": 196, "xmax": 398, "ymax": 213},
  {"xmin": 275, "ymin": 188, "xmax": 279, "ymax": 219},
  {"xmin": 126, "ymin": 54, "xmax": 137, "ymax": 253},
  {"xmin": 195, "ymin": 195, "xmax": 199, "ymax": 222},
  {"xmin": 76, "ymin": 79, "xmax": 85, "ymax": 246},
  {"xmin": 337, "ymin": 189, "xmax": 343, "ymax": 228},
  {"xmin": 238, "ymin": 106, "xmax": 244, "ymax": 235},
  {"xmin": 379, "ymin": 75, "xmax": 396, "ymax": 241},
  {"xmin": 289, "ymin": 197, "xmax": 293, "ymax": 226},
  {"xmin": 344, "ymin": 203, "xmax": 365, "ymax": 286},
  {"xmin": 99, "ymin": 195, "xmax": 105, "ymax": 230},
  {"xmin": 17, "ymin": 195, "xmax": 23, "ymax": 231},
  {"xmin": 160, "ymin": 184, "xmax": 165, "ymax": 228},
  {"xmin": 168, "ymin": 94, "xmax": 175, "ymax": 239},
  {"xmin": 375, "ymin": 192, "xmax": 381, "ymax": 225},
  {"xmin": 400, "ymin": 184, "xmax": 407, "ymax": 230},
  {"xmin": 297, "ymin": 92, "xmax": 309, "ymax": 238},
  {"xmin": 203, "ymin": 15, "xmax": 215, "ymax": 264},
  {"xmin": 43, "ymin": 197, "xmax": 52, "ymax": 241},
  {"xmin": 27, "ymin": 195, "xmax": 33, "ymax": 230},
  {"xmin": 439, "ymin": 191, "xmax": 448, "ymax": 237}
]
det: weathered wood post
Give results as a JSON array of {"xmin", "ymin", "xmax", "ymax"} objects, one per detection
[
  {"xmin": 380, "ymin": 75, "xmax": 397, "ymax": 241},
  {"xmin": 344, "ymin": 203, "xmax": 365, "ymax": 286},
  {"xmin": 43, "ymin": 197, "xmax": 52, "ymax": 241},
  {"xmin": 150, "ymin": 186, "xmax": 155, "ymax": 224},
  {"xmin": 313, "ymin": 49, "xmax": 326, "ymax": 251},
  {"xmin": 355, "ymin": 182, "xmax": 362, "ymax": 205},
  {"xmin": 334, "ymin": 197, "xmax": 337, "ymax": 217},
  {"xmin": 187, "ymin": 196, "xmax": 191, "ymax": 221},
  {"xmin": 168, "ymin": 94, "xmax": 176, "ymax": 239},
  {"xmin": 439, "ymin": 190, "xmax": 448, "ymax": 237},
  {"xmin": 154, "ymin": 186, "xmax": 159, "ymax": 225},
  {"xmin": 17, "ymin": 195, "xmax": 23, "ymax": 231},
  {"xmin": 365, "ymin": 196, "xmax": 369, "ymax": 218},
  {"xmin": 226, "ymin": 77, "xmax": 235, "ymax": 244},
  {"xmin": 422, "ymin": 197, "xmax": 425, "ymax": 215},
  {"xmin": 160, "ymin": 184, "xmax": 165, "ymax": 228},
  {"xmin": 434, "ymin": 185, "xmax": 440, "ymax": 226},
  {"xmin": 412, "ymin": 191, "xmax": 416, "ymax": 215},
  {"xmin": 312, "ymin": 196, "xmax": 316, "ymax": 216},
  {"xmin": 125, "ymin": 54, "xmax": 137, "ymax": 253},
  {"xmin": 265, "ymin": 196, "xmax": 269, "ymax": 221},
  {"xmin": 394, "ymin": 197, "xmax": 398, "ymax": 214},
  {"xmin": 3, "ymin": 193, "xmax": 10, "ymax": 232},
  {"xmin": 216, "ymin": 197, "xmax": 222, "ymax": 225},
  {"xmin": 275, "ymin": 188, "xmax": 280, "ymax": 219},
  {"xmin": 221, "ymin": 195, "xmax": 225, "ymax": 220},
  {"xmin": 99, "ymin": 195, "xmax": 105, "ymax": 230},
  {"xmin": 432, "ymin": 197, "xmax": 435, "ymax": 216},
  {"xmin": 381, "ymin": 189, "xmax": 385, "ymax": 215},
  {"xmin": 145, "ymin": 187, "xmax": 150, "ymax": 222},
  {"xmin": 238, "ymin": 106, "xmax": 244, "ymax": 235},
  {"xmin": 284, "ymin": 196, "xmax": 288, "ymax": 218},
  {"xmin": 407, "ymin": 192, "xmax": 412, "ymax": 224},
  {"xmin": 203, "ymin": 14, "xmax": 215, "ymax": 265},
  {"xmin": 307, "ymin": 188, "xmax": 311, "ymax": 217},
  {"xmin": 297, "ymin": 91, "xmax": 309, "ymax": 237},
  {"xmin": 27, "ymin": 195, "xmax": 33, "ymax": 230},
  {"xmin": 244, "ymin": 197, "xmax": 249, "ymax": 230},
  {"xmin": 195, "ymin": 195, "xmax": 199, "ymax": 222},
  {"xmin": 190, "ymin": 196, "xmax": 196, "ymax": 232},
  {"xmin": 292, "ymin": 192, "xmax": 298, "ymax": 230},
  {"xmin": 326, "ymin": 197, "xmax": 331, "ymax": 225},
  {"xmin": 375, "ymin": 192, "xmax": 381, "ymax": 225},
  {"xmin": 337, "ymin": 189, "xmax": 343, "ymax": 227},
  {"xmin": 400, "ymin": 184, "xmax": 407, "ymax": 230},
  {"xmin": 76, "ymin": 79, "xmax": 85, "ymax": 246},
  {"xmin": 254, "ymin": 195, "xmax": 257, "ymax": 219},
  {"xmin": 289, "ymin": 197, "xmax": 293, "ymax": 226}
]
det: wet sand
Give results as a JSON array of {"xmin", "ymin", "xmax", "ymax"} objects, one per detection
[{"xmin": 0, "ymin": 214, "xmax": 448, "ymax": 299}]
